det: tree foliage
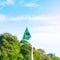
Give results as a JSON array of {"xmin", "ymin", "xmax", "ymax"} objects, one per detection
[{"xmin": 0, "ymin": 33, "xmax": 60, "ymax": 60}]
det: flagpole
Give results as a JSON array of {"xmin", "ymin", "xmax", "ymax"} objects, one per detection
[
  {"xmin": 29, "ymin": 43, "xmax": 33, "ymax": 60},
  {"xmin": 22, "ymin": 27, "xmax": 33, "ymax": 60}
]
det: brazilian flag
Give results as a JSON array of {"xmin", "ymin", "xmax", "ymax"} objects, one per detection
[{"xmin": 22, "ymin": 28, "xmax": 31, "ymax": 40}]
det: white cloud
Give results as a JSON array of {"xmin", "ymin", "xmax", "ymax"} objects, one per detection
[
  {"xmin": 0, "ymin": 0, "xmax": 13, "ymax": 7},
  {"xmin": 6, "ymin": 0, "xmax": 14, "ymax": 5},
  {"xmin": 0, "ymin": 14, "xmax": 60, "ymax": 26},
  {"xmin": 11, "ymin": 14, "xmax": 60, "ymax": 22},
  {"xmin": 29, "ymin": 25, "xmax": 60, "ymax": 57},
  {"xmin": 0, "ymin": 14, "xmax": 7, "ymax": 21},
  {"xmin": 24, "ymin": 3, "xmax": 40, "ymax": 7}
]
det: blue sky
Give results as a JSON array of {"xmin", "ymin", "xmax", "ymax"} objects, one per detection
[{"xmin": 0, "ymin": 0, "xmax": 60, "ymax": 57}]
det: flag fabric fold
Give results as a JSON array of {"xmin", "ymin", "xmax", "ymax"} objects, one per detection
[{"xmin": 22, "ymin": 28, "xmax": 31, "ymax": 40}]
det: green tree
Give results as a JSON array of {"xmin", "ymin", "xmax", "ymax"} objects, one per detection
[
  {"xmin": 0, "ymin": 33, "xmax": 23, "ymax": 60},
  {"xmin": 0, "ymin": 33, "xmax": 60, "ymax": 60},
  {"xmin": 20, "ymin": 40, "xmax": 30, "ymax": 60}
]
